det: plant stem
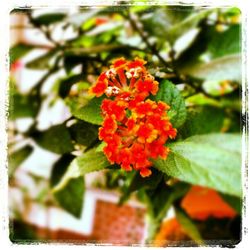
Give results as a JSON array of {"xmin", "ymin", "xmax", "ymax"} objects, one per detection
[{"xmin": 126, "ymin": 11, "xmax": 172, "ymax": 71}]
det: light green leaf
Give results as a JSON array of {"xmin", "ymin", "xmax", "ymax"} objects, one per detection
[
  {"xmin": 153, "ymin": 133, "xmax": 241, "ymax": 196},
  {"xmin": 53, "ymin": 149, "xmax": 110, "ymax": 192},
  {"xmin": 175, "ymin": 207, "xmax": 203, "ymax": 245},
  {"xmin": 71, "ymin": 97, "xmax": 104, "ymax": 125},
  {"xmin": 95, "ymin": 141, "xmax": 106, "ymax": 152},
  {"xmin": 8, "ymin": 145, "xmax": 33, "ymax": 177},
  {"xmin": 185, "ymin": 93, "xmax": 221, "ymax": 107},
  {"xmin": 33, "ymin": 124, "xmax": 74, "ymax": 154},
  {"xmin": 180, "ymin": 54, "xmax": 241, "ymax": 82},
  {"xmin": 152, "ymin": 80, "xmax": 187, "ymax": 128}
]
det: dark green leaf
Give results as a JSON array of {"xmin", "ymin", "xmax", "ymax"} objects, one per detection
[
  {"xmin": 145, "ymin": 182, "xmax": 190, "ymax": 241},
  {"xmin": 10, "ymin": 43, "xmax": 34, "ymax": 64},
  {"xmin": 141, "ymin": 6, "xmax": 193, "ymax": 40},
  {"xmin": 53, "ymin": 149, "xmax": 110, "ymax": 192},
  {"xmin": 220, "ymin": 193, "xmax": 242, "ymax": 214},
  {"xmin": 69, "ymin": 120, "xmax": 98, "ymax": 146},
  {"xmin": 32, "ymin": 13, "xmax": 67, "ymax": 26},
  {"xmin": 50, "ymin": 154, "xmax": 75, "ymax": 187},
  {"xmin": 9, "ymin": 93, "xmax": 40, "ymax": 120},
  {"xmin": 119, "ymin": 168, "xmax": 163, "ymax": 205},
  {"xmin": 179, "ymin": 106, "xmax": 225, "ymax": 138},
  {"xmin": 25, "ymin": 49, "xmax": 58, "ymax": 69},
  {"xmin": 152, "ymin": 80, "xmax": 186, "ymax": 128},
  {"xmin": 166, "ymin": 9, "xmax": 212, "ymax": 44},
  {"xmin": 33, "ymin": 124, "xmax": 74, "ymax": 154},
  {"xmin": 50, "ymin": 154, "xmax": 84, "ymax": 218},
  {"xmin": 58, "ymin": 74, "xmax": 85, "ymax": 98},
  {"xmin": 208, "ymin": 25, "xmax": 241, "ymax": 59},
  {"xmin": 175, "ymin": 206, "xmax": 203, "ymax": 245},
  {"xmin": 54, "ymin": 177, "xmax": 84, "ymax": 218},
  {"xmin": 10, "ymin": 220, "xmax": 37, "ymax": 242},
  {"xmin": 71, "ymin": 97, "xmax": 104, "ymax": 125},
  {"xmin": 8, "ymin": 145, "xmax": 33, "ymax": 177},
  {"xmin": 154, "ymin": 133, "xmax": 241, "ymax": 197}
]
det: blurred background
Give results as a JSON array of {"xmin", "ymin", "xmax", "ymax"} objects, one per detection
[{"xmin": 8, "ymin": 4, "xmax": 241, "ymax": 246}]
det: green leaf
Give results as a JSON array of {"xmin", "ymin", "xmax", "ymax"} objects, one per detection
[
  {"xmin": 145, "ymin": 182, "xmax": 190, "ymax": 241},
  {"xmin": 175, "ymin": 207, "xmax": 203, "ymax": 245},
  {"xmin": 141, "ymin": 6, "xmax": 193, "ymax": 40},
  {"xmin": 9, "ymin": 43, "xmax": 34, "ymax": 64},
  {"xmin": 32, "ymin": 13, "xmax": 67, "ymax": 26},
  {"xmin": 220, "ymin": 193, "xmax": 242, "ymax": 214},
  {"xmin": 69, "ymin": 120, "xmax": 98, "ymax": 146},
  {"xmin": 71, "ymin": 97, "xmax": 104, "ymax": 125},
  {"xmin": 58, "ymin": 74, "xmax": 85, "ymax": 98},
  {"xmin": 25, "ymin": 49, "xmax": 58, "ymax": 69},
  {"xmin": 185, "ymin": 93, "xmax": 221, "ymax": 107},
  {"xmin": 180, "ymin": 54, "xmax": 241, "ymax": 82},
  {"xmin": 152, "ymin": 80, "xmax": 187, "ymax": 128},
  {"xmin": 9, "ymin": 93, "xmax": 40, "ymax": 120},
  {"xmin": 8, "ymin": 145, "xmax": 33, "ymax": 177},
  {"xmin": 54, "ymin": 177, "xmax": 84, "ymax": 218},
  {"xmin": 50, "ymin": 154, "xmax": 75, "ymax": 187},
  {"xmin": 179, "ymin": 106, "xmax": 225, "ymax": 138},
  {"xmin": 119, "ymin": 168, "xmax": 163, "ymax": 205},
  {"xmin": 10, "ymin": 220, "xmax": 38, "ymax": 242},
  {"xmin": 33, "ymin": 124, "xmax": 74, "ymax": 154},
  {"xmin": 208, "ymin": 25, "xmax": 241, "ymax": 59},
  {"xmin": 166, "ymin": 9, "xmax": 212, "ymax": 44},
  {"xmin": 50, "ymin": 154, "xmax": 84, "ymax": 218},
  {"xmin": 153, "ymin": 133, "xmax": 241, "ymax": 197},
  {"xmin": 53, "ymin": 149, "xmax": 110, "ymax": 192}
]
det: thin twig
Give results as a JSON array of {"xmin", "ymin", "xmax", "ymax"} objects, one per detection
[{"xmin": 126, "ymin": 11, "xmax": 172, "ymax": 71}]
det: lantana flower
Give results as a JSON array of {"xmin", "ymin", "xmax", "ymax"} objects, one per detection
[{"xmin": 89, "ymin": 57, "xmax": 177, "ymax": 177}]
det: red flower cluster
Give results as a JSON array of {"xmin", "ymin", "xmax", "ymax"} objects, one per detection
[{"xmin": 89, "ymin": 58, "xmax": 177, "ymax": 177}]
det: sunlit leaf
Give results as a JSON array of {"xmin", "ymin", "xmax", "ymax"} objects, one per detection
[
  {"xmin": 152, "ymin": 80, "xmax": 187, "ymax": 128},
  {"xmin": 154, "ymin": 133, "xmax": 241, "ymax": 197},
  {"xmin": 70, "ymin": 97, "xmax": 104, "ymax": 125}
]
